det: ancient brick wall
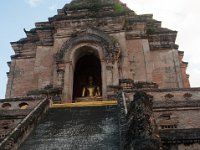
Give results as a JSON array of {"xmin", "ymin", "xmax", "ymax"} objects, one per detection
[
  {"xmin": 126, "ymin": 39, "xmax": 153, "ymax": 82},
  {"xmin": 151, "ymin": 49, "xmax": 183, "ymax": 88},
  {"xmin": 34, "ymin": 46, "xmax": 54, "ymax": 89},
  {"xmin": 178, "ymin": 51, "xmax": 190, "ymax": 88},
  {"xmin": 6, "ymin": 58, "xmax": 37, "ymax": 98}
]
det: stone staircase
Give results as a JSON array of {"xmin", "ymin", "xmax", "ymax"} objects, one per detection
[{"xmin": 19, "ymin": 103, "xmax": 120, "ymax": 150}]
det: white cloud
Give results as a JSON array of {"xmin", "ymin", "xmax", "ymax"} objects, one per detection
[
  {"xmin": 26, "ymin": 0, "xmax": 43, "ymax": 7},
  {"xmin": 48, "ymin": 4, "xmax": 57, "ymax": 11}
]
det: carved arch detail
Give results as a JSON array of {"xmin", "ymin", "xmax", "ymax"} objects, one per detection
[{"xmin": 56, "ymin": 28, "xmax": 120, "ymax": 62}]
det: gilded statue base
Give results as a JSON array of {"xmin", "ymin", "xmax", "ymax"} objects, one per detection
[{"xmin": 75, "ymin": 96, "xmax": 103, "ymax": 102}]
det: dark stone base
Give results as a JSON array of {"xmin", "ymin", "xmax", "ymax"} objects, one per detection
[{"xmin": 129, "ymin": 139, "xmax": 161, "ymax": 150}]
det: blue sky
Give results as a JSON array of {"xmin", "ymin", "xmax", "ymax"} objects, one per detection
[{"xmin": 1, "ymin": 0, "xmax": 200, "ymax": 99}]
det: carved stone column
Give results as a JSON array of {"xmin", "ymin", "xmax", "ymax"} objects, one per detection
[
  {"xmin": 57, "ymin": 69, "xmax": 64, "ymax": 87},
  {"xmin": 56, "ymin": 62, "xmax": 65, "ymax": 88}
]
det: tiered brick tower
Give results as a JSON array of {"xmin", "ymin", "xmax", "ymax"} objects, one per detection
[{"xmin": 1, "ymin": 1, "xmax": 200, "ymax": 150}]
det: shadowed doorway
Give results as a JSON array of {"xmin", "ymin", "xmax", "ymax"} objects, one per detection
[{"xmin": 73, "ymin": 54, "xmax": 102, "ymax": 101}]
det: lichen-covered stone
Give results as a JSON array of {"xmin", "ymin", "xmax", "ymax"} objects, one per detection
[{"xmin": 125, "ymin": 91, "xmax": 161, "ymax": 150}]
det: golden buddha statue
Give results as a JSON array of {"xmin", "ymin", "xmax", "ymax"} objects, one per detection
[{"xmin": 81, "ymin": 76, "xmax": 101, "ymax": 98}]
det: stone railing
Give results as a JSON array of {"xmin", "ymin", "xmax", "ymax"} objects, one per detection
[
  {"xmin": 0, "ymin": 97, "xmax": 49, "ymax": 150},
  {"xmin": 116, "ymin": 90, "xmax": 127, "ymax": 150}
]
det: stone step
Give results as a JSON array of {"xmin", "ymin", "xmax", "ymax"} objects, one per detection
[{"xmin": 19, "ymin": 105, "xmax": 120, "ymax": 150}]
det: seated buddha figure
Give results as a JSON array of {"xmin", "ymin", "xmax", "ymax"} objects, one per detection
[{"xmin": 82, "ymin": 76, "xmax": 101, "ymax": 98}]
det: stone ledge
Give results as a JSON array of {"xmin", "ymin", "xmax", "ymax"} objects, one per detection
[
  {"xmin": 0, "ymin": 97, "xmax": 44, "ymax": 102},
  {"xmin": 123, "ymin": 87, "xmax": 200, "ymax": 93},
  {"xmin": 0, "ymin": 109, "xmax": 32, "ymax": 119},
  {"xmin": 160, "ymin": 128, "xmax": 200, "ymax": 144},
  {"xmin": 153, "ymin": 100, "xmax": 200, "ymax": 109}
]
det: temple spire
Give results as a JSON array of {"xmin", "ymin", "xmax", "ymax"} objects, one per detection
[{"xmin": 70, "ymin": 0, "xmax": 121, "ymax": 4}]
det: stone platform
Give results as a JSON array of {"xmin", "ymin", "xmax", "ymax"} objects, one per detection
[
  {"xmin": 74, "ymin": 97, "xmax": 103, "ymax": 102},
  {"xmin": 51, "ymin": 100, "xmax": 117, "ymax": 108}
]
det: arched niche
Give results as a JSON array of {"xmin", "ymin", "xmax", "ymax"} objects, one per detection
[
  {"xmin": 61, "ymin": 44, "xmax": 107, "ymax": 102},
  {"xmin": 72, "ymin": 46, "xmax": 102, "ymax": 100}
]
